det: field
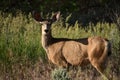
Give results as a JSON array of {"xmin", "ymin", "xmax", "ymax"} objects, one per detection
[{"xmin": 0, "ymin": 12, "xmax": 120, "ymax": 80}]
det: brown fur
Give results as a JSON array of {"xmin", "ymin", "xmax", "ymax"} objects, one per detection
[
  {"xmin": 33, "ymin": 11, "xmax": 111, "ymax": 79},
  {"xmin": 88, "ymin": 37, "xmax": 109, "ymax": 74}
]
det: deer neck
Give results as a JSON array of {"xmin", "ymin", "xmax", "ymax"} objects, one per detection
[{"xmin": 41, "ymin": 31, "xmax": 53, "ymax": 51}]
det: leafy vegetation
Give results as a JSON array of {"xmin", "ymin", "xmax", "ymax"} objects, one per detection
[
  {"xmin": 1, "ymin": 0, "xmax": 119, "ymax": 13},
  {"xmin": 51, "ymin": 68, "xmax": 70, "ymax": 80},
  {"xmin": 0, "ymin": 11, "xmax": 120, "ymax": 80}
]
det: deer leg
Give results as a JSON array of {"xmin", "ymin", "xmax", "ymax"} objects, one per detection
[{"xmin": 90, "ymin": 60, "xmax": 109, "ymax": 80}]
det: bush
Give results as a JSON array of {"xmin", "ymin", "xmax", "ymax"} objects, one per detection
[{"xmin": 51, "ymin": 68, "xmax": 71, "ymax": 80}]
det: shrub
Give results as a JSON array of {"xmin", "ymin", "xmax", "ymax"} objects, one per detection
[{"xmin": 51, "ymin": 68, "xmax": 71, "ymax": 80}]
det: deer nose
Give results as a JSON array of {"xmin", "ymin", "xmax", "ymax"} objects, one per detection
[{"xmin": 44, "ymin": 30, "xmax": 49, "ymax": 33}]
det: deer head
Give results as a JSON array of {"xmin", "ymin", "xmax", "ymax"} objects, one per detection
[{"xmin": 33, "ymin": 11, "xmax": 60, "ymax": 35}]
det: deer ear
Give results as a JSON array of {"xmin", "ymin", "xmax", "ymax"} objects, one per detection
[
  {"xmin": 52, "ymin": 11, "xmax": 60, "ymax": 22},
  {"xmin": 32, "ymin": 11, "xmax": 43, "ymax": 22}
]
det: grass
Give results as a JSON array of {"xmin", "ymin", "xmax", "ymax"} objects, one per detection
[{"xmin": 0, "ymin": 11, "xmax": 120, "ymax": 80}]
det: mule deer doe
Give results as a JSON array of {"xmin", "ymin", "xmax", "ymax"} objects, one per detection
[{"xmin": 33, "ymin": 11, "xmax": 111, "ymax": 79}]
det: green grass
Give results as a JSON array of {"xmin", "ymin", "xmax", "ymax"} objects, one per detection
[{"xmin": 0, "ymin": 11, "xmax": 120, "ymax": 80}]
